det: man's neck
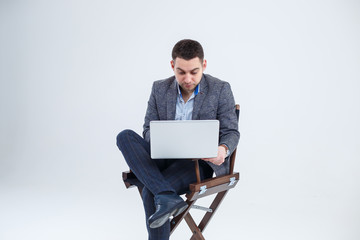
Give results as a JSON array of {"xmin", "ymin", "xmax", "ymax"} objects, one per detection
[{"xmin": 180, "ymin": 88, "xmax": 193, "ymax": 103}]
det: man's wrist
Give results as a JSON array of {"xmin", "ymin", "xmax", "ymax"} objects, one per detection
[{"xmin": 219, "ymin": 144, "xmax": 230, "ymax": 157}]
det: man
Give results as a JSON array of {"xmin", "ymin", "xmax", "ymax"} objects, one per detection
[{"xmin": 117, "ymin": 39, "xmax": 239, "ymax": 240}]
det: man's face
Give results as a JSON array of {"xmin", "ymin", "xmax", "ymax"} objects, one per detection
[{"xmin": 171, "ymin": 57, "xmax": 207, "ymax": 95}]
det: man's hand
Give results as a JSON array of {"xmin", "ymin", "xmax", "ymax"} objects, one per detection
[{"xmin": 201, "ymin": 146, "xmax": 227, "ymax": 166}]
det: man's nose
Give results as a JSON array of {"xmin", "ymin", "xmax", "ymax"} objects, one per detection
[{"xmin": 184, "ymin": 74, "xmax": 192, "ymax": 83}]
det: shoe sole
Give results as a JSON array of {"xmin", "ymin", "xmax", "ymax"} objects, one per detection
[
  {"xmin": 173, "ymin": 202, "xmax": 188, "ymax": 217},
  {"xmin": 149, "ymin": 201, "xmax": 188, "ymax": 229}
]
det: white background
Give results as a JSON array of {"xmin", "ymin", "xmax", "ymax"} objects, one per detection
[{"xmin": 1, "ymin": 0, "xmax": 359, "ymax": 239}]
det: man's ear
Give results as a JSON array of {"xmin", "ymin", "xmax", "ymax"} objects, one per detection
[
  {"xmin": 170, "ymin": 60, "xmax": 175, "ymax": 70},
  {"xmin": 202, "ymin": 59, "xmax": 207, "ymax": 71}
]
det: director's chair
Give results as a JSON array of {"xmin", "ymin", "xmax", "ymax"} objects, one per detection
[{"xmin": 122, "ymin": 104, "xmax": 240, "ymax": 239}]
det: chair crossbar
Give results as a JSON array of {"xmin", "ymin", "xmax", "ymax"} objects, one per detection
[{"xmin": 192, "ymin": 205, "xmax": 213, "ymax": 213}]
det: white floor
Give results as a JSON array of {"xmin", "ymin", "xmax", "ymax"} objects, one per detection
[{"xmin": 1, "ymin": 174, "xmax": 359, "ymax": 240}]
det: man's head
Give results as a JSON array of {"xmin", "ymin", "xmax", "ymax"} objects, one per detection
[
  {"xmin": 171, "ymin": 39, "xmax": 207, "ymax": 96},
  {"xmin": 171, "ymin": 39, "xmax": 204, "ymax": 61}
]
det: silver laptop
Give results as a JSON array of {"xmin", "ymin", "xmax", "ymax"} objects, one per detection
[{"xmin": 150, "ymin": 120, "xmax": 219, "ymax": 159}]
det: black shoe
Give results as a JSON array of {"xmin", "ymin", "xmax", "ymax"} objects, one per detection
[{"xmin": 148, "ymin": 193, "xmax": 188, "ymax": 228}]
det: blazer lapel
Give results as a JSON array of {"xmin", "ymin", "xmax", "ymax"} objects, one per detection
[
  {"xmin": 192, "ymin": 75, "xmax": 208, "ymax": 120},
  {"xmin": 167, "ymin": 78, "xmax": 177, "ymax": 120}
]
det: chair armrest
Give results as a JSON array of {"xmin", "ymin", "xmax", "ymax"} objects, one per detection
[{"xmin": 186, "ymin": 172, "xmax": 240, "ymax": 201}]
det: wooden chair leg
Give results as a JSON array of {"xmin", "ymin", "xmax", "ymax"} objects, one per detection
[
  {"xmin": 197, "ymin": 190, "xmax": 228, "ymax": 233},
  {"xmin": 137, "ymin": 187, "xmax": 143, "ymax": 196},
  {"xmin": 170, "ymin": 200, "xmax": 197, "ymax": 234},
  {"xmin": 185, "ymin": 213, "xmax": 205, "ymax": 240}
]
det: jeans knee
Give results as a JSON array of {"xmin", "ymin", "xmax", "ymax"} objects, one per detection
[{"xmin": 116, "ymin": 129, "xmax": 135, "ymax": 149}]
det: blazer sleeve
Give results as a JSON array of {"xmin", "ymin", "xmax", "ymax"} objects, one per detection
[
  {"xmin": 142, "ymin": 82, "xmax": 160, "ymax": 142},
  {"xmin": 217, "ymin": 82, "xmax": 240, "ymax": 154}
]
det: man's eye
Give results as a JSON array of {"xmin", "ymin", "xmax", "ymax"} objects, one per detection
[
  {"xmin": 179, "ymin": 72, "xmax": 185, "ymax": 75},
  {"xmin": 191, "ymin": 71, "xmax": 198, "ymax": 75}
]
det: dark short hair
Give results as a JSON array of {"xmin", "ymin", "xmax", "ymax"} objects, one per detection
[{"xmin": 172, "ymin": 39, "xmax": 204, "ymax": 61}]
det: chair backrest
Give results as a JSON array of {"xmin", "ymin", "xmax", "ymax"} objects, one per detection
[{"xmin": 229, "ymin": 104, "xmax": 240, "ymax": 174}]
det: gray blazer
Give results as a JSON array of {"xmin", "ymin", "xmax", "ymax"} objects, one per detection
[{"xmin": 143, "ymin": 74, "xmax": 240, "ymax": 176}]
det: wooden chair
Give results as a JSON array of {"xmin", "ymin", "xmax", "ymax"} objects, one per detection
[{"xmin": 122, "ymin": 104, "xmax": 240, "ymax": 239}]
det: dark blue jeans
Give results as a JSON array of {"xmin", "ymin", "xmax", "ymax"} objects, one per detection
[{"xmin": 117, "ymin": 129, "xmax": 213, "ymax": 240}]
